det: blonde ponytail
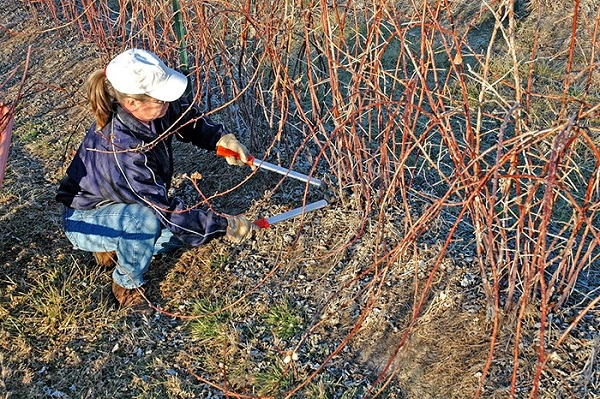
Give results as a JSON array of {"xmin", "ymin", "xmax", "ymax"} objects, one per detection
[{"xmin": 85, "ymin": 69, "xmax": 114, "ymax": 129}]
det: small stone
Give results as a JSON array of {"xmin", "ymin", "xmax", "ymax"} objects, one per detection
[
  {"xmin": 461, "ymin": 273, "xmax": 475, "ymax": 287},
  {"xmin": 283, "ymin": 234, "xmax": 294, "ymax": 243}
]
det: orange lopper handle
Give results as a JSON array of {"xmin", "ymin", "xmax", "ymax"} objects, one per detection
[
  {"xmin": 216, "ymin": 146, "xmax": 255, "ymax": 166},
  {"xmin": 253, "ymin": 218, "xmax": 270, "ymax": 229}
]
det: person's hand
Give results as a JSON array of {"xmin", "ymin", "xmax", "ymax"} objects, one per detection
[
  {"xmin": 225, "ymin": 215, "xmax": 259, "ymax": 243},
  {"xmin": 216, "ymin": 134, "xmax": 251, "ymax": 167}
]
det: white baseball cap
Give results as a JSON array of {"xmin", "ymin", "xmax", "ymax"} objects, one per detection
[{"xmin": 105, "ymin": 49, "xmax": 188, "ymax": 102}]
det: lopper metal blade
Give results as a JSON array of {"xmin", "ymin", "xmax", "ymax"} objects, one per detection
[{"xmin": 253, "ymin": 199, "xmax": 328, "ymax": 228}]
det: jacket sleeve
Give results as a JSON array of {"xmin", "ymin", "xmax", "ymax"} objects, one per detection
[
  {"xmin": 109, "ymin": 139, "xmax": 228, "ymax": 246},
  {"xmin": 169, "ymin": 101, "xmax": 225, "ymax": 150}
]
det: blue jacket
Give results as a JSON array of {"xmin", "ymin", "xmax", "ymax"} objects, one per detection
[{"xmin": 56, "ymin": 101, "xmax": 228, "ymax": 246}]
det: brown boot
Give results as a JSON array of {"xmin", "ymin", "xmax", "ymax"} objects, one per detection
[
  {"xmin": 112, "ymin": 281, "xmax": 146, "ymax": 308},
  {"xmin": 94, "ymin": 251, "xmax": 116, "ymax": 268}
]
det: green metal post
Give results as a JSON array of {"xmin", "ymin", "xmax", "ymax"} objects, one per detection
[{"xmin": 172, "ymin": 0, "xmax": 193, "ymax": 100}]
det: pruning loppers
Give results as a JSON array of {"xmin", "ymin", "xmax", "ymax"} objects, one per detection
[
  {"xmin": 216, "ymin": 146, "xmax": 323, "ymax": 188},
  {"xmin": 252, "ymin": 199, "xmax": 328, "ymax": 228},
  {"xmin": 216, "ymin": 146, "xmax": 328, "ymax": 228}
]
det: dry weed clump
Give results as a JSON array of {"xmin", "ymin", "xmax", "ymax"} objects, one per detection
[{"xmin": 1, "ymin": 0, "xmax": 598, "ymax": 397}]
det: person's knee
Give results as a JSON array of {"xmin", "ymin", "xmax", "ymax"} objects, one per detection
[{"xmin": 125, "ymin": 204, "xmax": 162, "ymax": 236}]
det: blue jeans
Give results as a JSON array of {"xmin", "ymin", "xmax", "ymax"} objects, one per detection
[{"xmin": 62, "ymin": 203, "xmax": 183, "ymax": 289}]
